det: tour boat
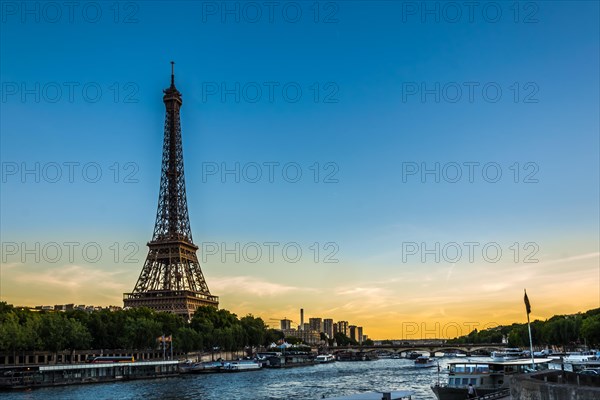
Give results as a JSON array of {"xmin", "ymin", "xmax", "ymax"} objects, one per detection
[
  {"xmin": 316, "ymin": 354, "xmax": 336, "ymax": 363},
  {"xmin": 431, "ymin": 358, "xmax": 553, "ymax": 400},
  {"xmin": 563, "ymin": 350, "xmax": 599, "ymax": 363},
  {"xmin": 221, "ymin": 361, "xmax": 262, "ymax": 372},
  {"xmin": 490, "ymin": 348, "xmax": 525, "ymax": 361},
  {"xmin": 179, "ymin": 361, "xmax": 223, "ymax": 374},
  {"xmin": 414, "ymin": 356, "xmax": 436, "ymax": 368},
  {"xmin": 325, "ymin": 390, "xmax": 415, "ymax": 399}
]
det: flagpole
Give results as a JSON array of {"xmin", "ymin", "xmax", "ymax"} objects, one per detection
[
  {"xmin": 526, "ymin": 309, "xmax": 535, "ymax": 368},
  {"xmin": 524, "ymin": 289, "xmax": 535, "ymax": 369}
]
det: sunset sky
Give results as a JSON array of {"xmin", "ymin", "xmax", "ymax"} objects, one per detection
[{"xmin": 1, "ymin": 1, "xmax": 598, "ymax": 339}]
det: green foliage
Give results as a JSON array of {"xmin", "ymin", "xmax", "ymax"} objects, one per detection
[
  {"xmin": 264, "ymin": 329, "xmax": 284, "ymax": 346},
  {"xmin": 447, "ymin": 308, "xmax": 600, "ymax": 347},
  {"xmin": 334, "ymin": 332, "xmax": 358, "ymax": 346},
  {"xmin": 284, "ymin": 336, "xmax": 303, "ymax": 345},
  {"xmin": 0, "ymin": 302, "xmax": 278, "ymax": 353},
  {"xmin": 5, "ymin": 300, "xmax": 594, "ymax": 353},
  {"xmin": 173, "ymin": 327, "xmax": 202, "ymax": 353},
  {"xmin": 581, "ymin": 315, "xmax": 600, "ymax": 346}
]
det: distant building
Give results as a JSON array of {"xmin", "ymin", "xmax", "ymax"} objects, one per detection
[
  {"xmin": 323, "ymin": 318, "xmax": 334, "ymax": 338},
  {"xmin": 280, "ymin": 319, "xmax": 292, "ymax": 330},
  {"xmin": 309, "ymin": 318, "xmax": 323, "ymax": 333},
  {"xmin": 357, "ymin": 326, "xmax": 363, "ymax": 344},
  {"xmin": 36, "ymin": 304, "xmax": 122, "ymax": 313},
  {"xmin": 303, "ymin": 323, "xmax": 310, "ymax": 331},
  {"xmin": 333, "ymin": 322, "xmax": 338, "ymax": 335},
  {"xmin": 282, "ymin": 328, "xmax": 321, "ymax": 345},
  {"xmin": 337, "ymin": 321, "xmax": 349, "ymax": 336},
  {"xmin": 349, "ymin": 325, "xmax": 357, "ymax": 342}
]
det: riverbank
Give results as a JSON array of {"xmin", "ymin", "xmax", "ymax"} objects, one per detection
[{"xmin": 509, "ymin": 370, "xmax": 600, "ymax": 400}]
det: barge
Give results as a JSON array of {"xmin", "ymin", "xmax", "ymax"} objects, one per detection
[{"xmin": 0, "ymin": 360, "xmax": 179, "ymax": 390}]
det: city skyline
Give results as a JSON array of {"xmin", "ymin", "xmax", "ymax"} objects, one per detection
[{"xmin": 1, "ymin": 1, "xmax": 599, "ymax": 340}]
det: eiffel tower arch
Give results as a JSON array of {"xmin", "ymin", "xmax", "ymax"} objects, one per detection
[{"xmin": 124, "ymin": 63, "xmax": 218, "ymax": 319}]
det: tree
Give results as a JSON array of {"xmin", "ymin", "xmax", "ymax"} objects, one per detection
[
  {"xmin": 174, "ymin": 327, "xmax": 202, "ymax": 353},
  {"xmin": 581, "ymin": 315, "xmax": 600, "ymax": 346},
  {"xmin": 264, "ymin": 329, "xmax": 284, "ymax": 346},
  {"xmin": 334, "ymin": 332, "xmax": 357, "ymax": 346},
  {"xmin": 240, "ymin": 315, "xmax": 267, "ymax": 347},
  {"xmin": 121, "ymin": 317, "xmax": 162, "ymax": 350},
  {"xmin": 507, "ymin": 328, "xmax": 525, "ymax": 347},
  {"xmin": 0, "ymin": 312, "xmax": 25, "ymax": 351},
  {"xmin": 39, "ymin": 313, "xmax": 68, "ymax": 352},
  {"xmin": 64, "ymin": 318, "xmax": 92, "ymax": 350},
  {"xmin": 284, "ymin": 336, "xmax": 303, "ymax": 345}
]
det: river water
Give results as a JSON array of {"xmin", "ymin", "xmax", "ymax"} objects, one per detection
[{"xmin": 3, "ymin": 358, "xmax": 462, "ymax": 400}]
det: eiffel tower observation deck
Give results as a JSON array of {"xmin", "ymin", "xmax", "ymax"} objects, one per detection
[{"xmin": 123, "ymin": 63, "xmax": 218, "ymax": 319}]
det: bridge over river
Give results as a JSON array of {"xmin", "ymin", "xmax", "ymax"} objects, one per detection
[{"xmin": 334, "ymin": 343, "xmax": 508, "ymax": 357}]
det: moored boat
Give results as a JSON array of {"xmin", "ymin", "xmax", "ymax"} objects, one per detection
[
  {"xmin": 431, "ymin": 357, "xmax": 553, "ymax": 400},
  {"xmin": 179, "ymin": 361, "xmax": 224, "ymax": 374},
  {"xmin": 490, "ymin": 348, "xmax": 525, "ymax": 361},
  {"xmin": 414, "ymin": 356, "xmax": 436, "ymax": 368},
  {"xmin": 324, "ymin": 390, "xmax": 415, "ymax": 399},
  {"xmin": 221, "ymin": 361, "xmax": 262, "ymax": 372},
  {"xmin": 316, "ymin": 354, "xmax": 336, "ymax": 363}
]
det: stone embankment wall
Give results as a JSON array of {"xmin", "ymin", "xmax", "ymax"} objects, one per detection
[
  {"xmin": 1, "ymin": 348, "xmax": 251, "ymax": 366},
  {"xmin": 509, "ymin": 371, "xmax": 600, "ymax": 400}
]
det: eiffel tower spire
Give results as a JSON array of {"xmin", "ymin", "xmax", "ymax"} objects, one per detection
[{"xmin": 124, "ymin": 63, "xmax": 218, "ymax": 318}]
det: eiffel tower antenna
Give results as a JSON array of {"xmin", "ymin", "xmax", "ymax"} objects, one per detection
[
  {"xmin": 124, "ymin": 63, "xmax": 219, "ymax": 319},
  {"xmin": 170, "ymin": 61, "xmax": 175, "ymax": 86}
]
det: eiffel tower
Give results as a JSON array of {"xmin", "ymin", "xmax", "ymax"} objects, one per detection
[{"xmin": 124, "ymin": 63, "xmax": 218, "ymax": 318}]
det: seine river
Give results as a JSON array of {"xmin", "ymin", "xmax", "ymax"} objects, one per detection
[{"xmin": 3, "ymin": 358, "xmax": 461, "ymax": 400}]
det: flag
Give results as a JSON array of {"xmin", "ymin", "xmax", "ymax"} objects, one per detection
[{"xmin": 524, "ymin": 289, "xmax": 531, "ymax": 314}]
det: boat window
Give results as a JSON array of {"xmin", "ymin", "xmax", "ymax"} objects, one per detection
[
  {"xmin": 462, "ymin": 378, "xmax": 469, "ymax": 385},
  {"xmin": 470, "ymin": 378, "xmax": 477, "ymax": 385},
  {"xmin": 449, "ymin": 378, "xmax": 454, "ymax": 385}
]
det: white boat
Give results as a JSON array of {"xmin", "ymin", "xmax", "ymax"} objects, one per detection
[
  {"xmin": 564, "ymin": 350, "xmax": 599, "ymax": 363},
  {"xmin": 414, "ymin": 356, "xmax": 436, "ymax": 368},
  {"xmin": 490, "ymin": 347, "xmax": 525, "ymax": 361},
  {"xmin": 325, "ymin": 390, "xmax": 415, "ymax": 399},
  {"xmin": 431, "ymin": 358, "xmax": 553, "ymax": 400},
  {"xmin": 316, "ymin": 354, "xmax": 336, "ymax": 363},
  {"xmin": 221, "ymin": 361, "xmax": 262, "ymax": 372}
]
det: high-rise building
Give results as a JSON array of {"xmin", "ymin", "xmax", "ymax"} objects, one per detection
[
  {"xmin": 323, "ymin": 318, "xmax": 334, "ymax": 338},
  {"xmin": 309, "ymin": 317, "xmax": 323, "ymax": 333},
  {"xmin": 333, "ymin": 322, "xmax": 338, "ymax": 335},
  {"xmin": 349, "ymin": 325, "xmax": 357, "ymax": 342},
  {"xmin": 337, "ymin": 320, "xmax": 349, "ymax": 336},
  {"xmin": 280, "ymin": 319, "xmax": 292, "ymax": 330},
  {"xmin": 300, "ymin": 308, "xmax": 304, "ymax": 330},
  {"xmin": 123, "ymin": 63, "xmax": 218, "ymax": 318},
  {"xmin": 357, "ymin": 326, "xmax": 363, "ymax": 343}
]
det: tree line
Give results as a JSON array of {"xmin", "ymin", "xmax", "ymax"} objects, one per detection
[
  {"xmin": 447, "ymin": 308, "xmax": 600, "ymax": 348},
  {"xmin": 0, "ymin": 302, "xmax": 284, "ymax": 353}
]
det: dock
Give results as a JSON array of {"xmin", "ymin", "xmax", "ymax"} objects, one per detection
[
  {"xmin": 0, "ymin": 360, "xmax": 179, "ymax": 390},
  {"xmin": 325, "ymin": 390, "xmax": 415, "ymax": 399}
]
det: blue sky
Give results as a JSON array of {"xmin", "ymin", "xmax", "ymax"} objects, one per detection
[{"xmin": 1, "ymin": 1, "xmax": 598, "ymax": 337}]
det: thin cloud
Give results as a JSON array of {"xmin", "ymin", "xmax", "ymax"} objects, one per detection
[{"xmin": 210, "ymin": 276, "xmax": 311, "ymax": 297}]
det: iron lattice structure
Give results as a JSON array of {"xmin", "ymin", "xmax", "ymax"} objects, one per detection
[{"xmin": 124, "ymin": 63, "xmax": 218, "ymax": 318}]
